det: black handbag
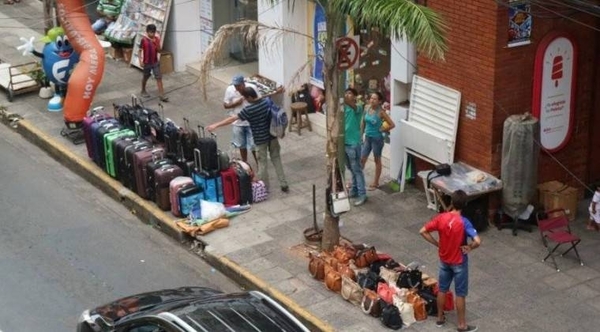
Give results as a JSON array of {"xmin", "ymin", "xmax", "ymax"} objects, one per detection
[
  {"xmin": 418, "ymin": 288, "xmax": 438, "ymax": 316},
  {"xmin": 435, "ymin": 163, "xmax": 451, "ymax": 176},
  {"xmin": 396, "ymin": 269, "xmax": 422, "ymax": 289},
  {"xmin": 357, "ymin": 271, "xmax": 380, "ymax": 290},
  {"xmin": 380, "ymin": 302, "xmax": 403, "ymax": 330}
]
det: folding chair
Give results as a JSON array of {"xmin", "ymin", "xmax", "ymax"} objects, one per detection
[{"xmin": 536, "ymin": 208, "xmax": 583, "ymax": 272}]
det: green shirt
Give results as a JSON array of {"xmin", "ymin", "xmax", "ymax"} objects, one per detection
[
  {"xmin": 344, "ymin": 103, "xmax": 363, "ymax": 145},
  {"xmin": 97, "ymin": 0, "xmax": 123, "ymax": 17}
]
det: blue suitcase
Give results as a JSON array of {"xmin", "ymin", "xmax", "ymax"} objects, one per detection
[{"xmin": 192, "ymin": 149, "xmax": 223, "ymax": 203}]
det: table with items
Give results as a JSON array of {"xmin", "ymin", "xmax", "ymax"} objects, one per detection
[{"xmin": 426, "ymin": 162, "xmax": 503, "ymax": 231}]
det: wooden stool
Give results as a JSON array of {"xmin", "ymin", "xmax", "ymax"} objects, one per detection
[{"xmin": 289, "ymin": 101, "xmax": 312, "ymax": 135}]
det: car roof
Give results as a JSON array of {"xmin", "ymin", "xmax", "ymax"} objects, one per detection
[{"xmin": 165, "ymin": 291, "xmax": 309, "ymax": 332}]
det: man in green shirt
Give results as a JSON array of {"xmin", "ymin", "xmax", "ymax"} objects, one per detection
[
  {"xmin": 92, "ymin": 0, "xmax": 123, "ymax": 35},
  {"xmin": 344, "ymin": 88, "xmax": 367, "ymax": 206}
]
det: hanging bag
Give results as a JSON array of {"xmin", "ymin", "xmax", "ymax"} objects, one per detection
[{"xmin": 330, "ymin": 157, "xmax": 350, "ymax": 214}]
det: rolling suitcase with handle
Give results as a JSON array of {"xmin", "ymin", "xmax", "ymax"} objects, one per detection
[
  {"xmin": 83, "ymin": 107, "xmax": 113, "ymax": 159},
  {"xmin": 154, "ymin": 164, "xmax": 184, "ymax": 211},
  {"xmin": 133, "ymin": 147, "xmax": 164, "ymax": 199},
  {"xmin": 221, "ymin": 167, "xmax": 240, "ymax": 206},
  {"xmin": 121, "ymin": 140, "xmax": 152, "ymax": 189},
  {"xmin": 169, "ymin": 176, "xmax": 195, "ymax": 217},
  {"xmin": 196, "ymin": 125, "xmax": 219, "ymax": 172},
  {"xmin": 178, "ymin": 185, "xmax": 203, "ymax": 217},
  {"xmin": 192, "ymin": 148, "xmax": 223, "ymax": 203},
  {"xmin": 104, "ymin": 129, "xmax": 137, "ymax": 177},
  {"xmin": 232, "ymin": 159, "xmax": 253, "ymax": 205},
  {"xmin": 93, "ymin": 122, "xmax": 123, "ymax": 169},
  {"xmin": 145, "ymin": 151, "xmax": 173, "ymax": 201}
]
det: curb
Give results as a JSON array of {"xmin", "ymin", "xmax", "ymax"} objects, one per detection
[{"xmin": 0, "ymin": 111, "xmax": 333, "ymax": 332}]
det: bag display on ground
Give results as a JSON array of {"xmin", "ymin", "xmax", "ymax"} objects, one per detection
[
  {"xmin": 341, "ymin": 275, "xmax": 363, "ymax": 306},
  {"xmin": 380, "ymin": 302, "xmax": 403, "ymax": 330}
]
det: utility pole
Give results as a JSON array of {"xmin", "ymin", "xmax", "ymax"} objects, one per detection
[{"xmin": 43, "ymin": 0, "xmax": 55, "ymax": 34}]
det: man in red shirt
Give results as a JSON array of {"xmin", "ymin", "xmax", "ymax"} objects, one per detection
[
  {"xmin": 420, "ymin": 190, "xmax": 481, "ymax": 332},
  {"xmin": 139, "ymin": 24, "xmax": 168, "ymax": 102}
]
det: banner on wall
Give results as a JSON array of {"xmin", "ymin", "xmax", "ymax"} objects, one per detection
[
  {"xmin": 508, "ymin": 1, "xmax": 532, "ymax": 47},
  {"xmin": 311, "ymin": 3, "xmax": 326, "ymax": 89}
]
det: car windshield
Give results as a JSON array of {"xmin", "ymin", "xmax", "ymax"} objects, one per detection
[{"xmin": 171, "ymin": 294, "xmax": 305, "ymax": 332}]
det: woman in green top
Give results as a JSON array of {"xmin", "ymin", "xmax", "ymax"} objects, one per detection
[{"xmin": 360, "ymin": 91, "xmax": 395, "ymax": 190}]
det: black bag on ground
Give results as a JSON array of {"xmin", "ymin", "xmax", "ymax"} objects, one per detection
[
  {"xmin": 380, "ymin": 302, "xmax": 403, "ymax": 330},
  {"xmin": 396, "ymin": 269, "xmax": 422, "ymax": 289},
  {"xmin": 357, "ymin": 271, "xmax": 382, "ymax": 291},
  {"xmin": 418, "ymin": 288, "xmax": 438, "ymax": 316}
]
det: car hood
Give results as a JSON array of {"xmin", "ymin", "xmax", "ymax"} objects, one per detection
[{"xmin": 90, "ymin": 286, "xmax": 223, "ymax": 322}]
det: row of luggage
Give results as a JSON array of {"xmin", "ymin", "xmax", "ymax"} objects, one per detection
[{"xmin": 82, "ymin": 100, "xmax": 268, "ymax": 217}]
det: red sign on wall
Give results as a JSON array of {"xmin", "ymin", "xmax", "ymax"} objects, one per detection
[{"xmin": 532, "ymin": 31, "xmax": 577, "ymax": 153}]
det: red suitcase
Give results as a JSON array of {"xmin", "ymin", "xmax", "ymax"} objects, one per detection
[
  {"xmin": 133, "ymin": 148, "xmax": 164, "ymax": 199},
  {"xmin": 154, "ymin": 165, "xmax": 184, "ymax": 211},
  {"xmin": 221, "ymin": 167, "xmax": 240, "ymax": 206},
  {"xmin": 170, "ymin": 176, "xmax": 195, "ymax": 217}
]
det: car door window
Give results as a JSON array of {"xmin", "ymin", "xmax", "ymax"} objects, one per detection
[{"xmin": 123, "ymin": 324, "xmax": 167, "ymax": 332}]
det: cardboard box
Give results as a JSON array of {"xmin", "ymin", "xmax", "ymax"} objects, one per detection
[
  {"xmin": 109, "ymin": 46, "xmax": 123, "ymax": 60},
  {"xmin": 122, "ymin": 48, "xmax": 133, "ymax": 63},
  {"xmin": 538, "ymin": 181, "xmax": 578, "ymax": 221},
  {"xmin": 160, "ymin": 51, "xmax": 173, "ymax": 75}
]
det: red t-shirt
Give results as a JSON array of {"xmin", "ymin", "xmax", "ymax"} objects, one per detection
[
  {"xmin": 424, "ymin": 211, "xmax": 477, "ymax": 265},
  {"xmin": 140, "ymin": 35, "xmax": 160, "ymax": 65}
]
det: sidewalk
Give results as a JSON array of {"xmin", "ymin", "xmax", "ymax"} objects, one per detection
[{"xmin": 3, "ymin": 3, "xmax": 600, "ymax": 332}]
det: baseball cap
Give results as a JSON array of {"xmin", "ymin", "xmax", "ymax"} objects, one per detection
[{"xmin": 231, "ymin": 75, "xmax": 245, "ymax": 85}]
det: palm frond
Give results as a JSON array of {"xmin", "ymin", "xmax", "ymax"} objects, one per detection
[
  {"xmin": 337, "ymin": 0, "xmax": 447, "ymax": 61},
  {"xmin": 198, "ymin": 20, "xmax": 313, "ymax": 99}
]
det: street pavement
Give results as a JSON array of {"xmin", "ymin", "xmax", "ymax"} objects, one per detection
[{"xmin": 3, "ymin": 2, "xmax": 600, "ymax": 332}]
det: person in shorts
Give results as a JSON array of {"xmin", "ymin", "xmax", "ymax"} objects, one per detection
[
  {"xmin": 139, "ymin": 24, "xmax": 168, "ymax": 102},
  {"xmin": 420, "ymin": 190, "xmax": 481, "ymax": 332},
  {"xmin": 223, "ymin": 75, "xmax": 259, "ymax": 168}
]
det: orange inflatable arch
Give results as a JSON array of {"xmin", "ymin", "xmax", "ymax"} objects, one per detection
[{"xmin": 56, "ymin": 0, "xmax": 105, "ymax": 128}]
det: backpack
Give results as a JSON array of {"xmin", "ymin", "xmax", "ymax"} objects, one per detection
[{"xmin": 265, "ymin": 97, "xmax": 287, "ymax": 139}]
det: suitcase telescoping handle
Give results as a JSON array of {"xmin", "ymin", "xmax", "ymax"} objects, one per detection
[
  {"xmin": 197, "ymin": 125, "xmax": 205, "ymax": 138},
  {"xmin": 193, "ymin": 148, "xmax": 203, "ymax": 172}
]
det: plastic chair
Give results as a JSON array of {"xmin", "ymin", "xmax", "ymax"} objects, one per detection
[{"xmin": 536, "ymin": 208, "xmax": 583, "ymax": 272}]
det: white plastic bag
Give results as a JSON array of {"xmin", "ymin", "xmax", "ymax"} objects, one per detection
[{"xmin": 200, "ymin": 200, "xmax": 226, "ymax": 222}]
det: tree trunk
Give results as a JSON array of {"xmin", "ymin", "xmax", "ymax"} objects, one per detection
[{"xmin": 321, "ymin": 7, "xmax": 345, "ymax": 252}]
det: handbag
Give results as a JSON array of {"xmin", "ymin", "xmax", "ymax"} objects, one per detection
[
  {"xmin": 337, "ymin": 263, "xmax": 357, "ymax": 281},
  {"xmin": 251, "ymin": 180, "xmax": 268, "ymax": 203},
  {"xmin": 357, "ymin": 271, "xmax": 381, "ymax": 291},
  {"xmin": 392, "ymin": 294, "xmax": 416, "ymax": 327},
  {"xmin": 332, "ymin": 244, "xmax": 356, "ymax": 264},
  {"xmin": 406, "ymin": 291, "xmax": 428, "ymax": 321},
  {"xmin": 377, "ymin": 282, "xmax": 396, "ymax": 304},
  {"xmin": 308, "ymin": 252, "xmax": 325, "ymax": 280},
  {"xmin": 396, "ymin": 268, "xmax": 422, "ymax": 290},
  {"xmin": 379, "ymin": 267, "xmax": 400, "ymax": 285},
  {"xmin": 380, "ymin": 302, "xmax": 402, "ymax": 330},
  {"xmin": 354, "ymin": 246, "xmax": 378, "ymax": 268},
  {"xmin": 324, "ymin": 269, "xmax": 342, "ymax": 293},
  {"xmin": 435, "ymin": 163, "xmax": 451, "ymax": 176},
  {"xmin": 361, "ymin": 289, "xmax": 382, "ymax": 317},
  {"xmin": 330, "ymin": 157, "xmax": 350, "ymax": 214},
  {"xmin": 341, "ymin": 275, "xmax": 363, "ymax": 306},
  {"xmin": 349, "ymin": 259, "xmax": 369, "ymax": 276}
]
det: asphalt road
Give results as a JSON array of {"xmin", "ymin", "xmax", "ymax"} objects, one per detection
[{"xmin": 0, "ymin": 124, "xmax": 240, "ymax": 332}]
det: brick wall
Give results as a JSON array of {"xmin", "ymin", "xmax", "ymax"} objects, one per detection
[{"xmin": 418, "ymin": 1, "xmax": 598, "ymax": 191}]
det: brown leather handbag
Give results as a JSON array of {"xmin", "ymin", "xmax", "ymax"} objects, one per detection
[
  {"xmin": 354, "ymin": 246, "xmax": 377, "ymax": 268},
  {"xmin": 332, "ymin": 244, "xmax": 356, "ymax": 264},
  {"xmin": 324, "ymin": 269, "xmax": 342, "ymax": 293},
  {"xmin": 361, "ymin": 289, "xmax": 382, "ymax": 317},
  {"xmin": 322, "ymin": 253, "xmax": 339, "ymax": 271},
  {"xmin": 407, "ymin": 291, "xmax": 428, "ymax": 321},
  {"xmin": 308, "ymin": 253, "xmax": 325, "ymax": 280},
  {"xmin": 341, "ymin": 275, "xmax": 362, "ymax": 306}
]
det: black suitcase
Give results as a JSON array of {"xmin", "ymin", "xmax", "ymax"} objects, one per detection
[
  {"xmin": 174, "ymin": 143, "xmax": 195, "ymax": 177},
  {"xmin": 123, "ymin": 142, "xmax": 153, "ymax": 190},
  {"xmin": 113, "ymin": 137, "xmax": 148, "ymax": 182},
  {"xmin": 93, "ymin": 123, "xmax": 123, "ymax": 169},
  {"xmin": 196, "ymin": 125, "xmax": 218, "ymax": 172}
]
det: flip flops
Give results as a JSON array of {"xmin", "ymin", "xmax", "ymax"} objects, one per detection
[{"xmin": 367, "ymin": 184, "xmax": 379, "ymax": 191}]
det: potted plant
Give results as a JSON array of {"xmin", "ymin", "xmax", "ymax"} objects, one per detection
[{"xmin": 29, "ymin": 62, "xmax": 53, "ymax": 99}]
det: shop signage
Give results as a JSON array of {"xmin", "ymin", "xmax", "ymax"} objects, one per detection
[
  {"xmin": 336, "ymin": 36, "xmax": 359, "ymax": 70},
  {"xmin": 532, "ymin": 31, "xmax": 577, "ymax": 153},
  {"xmin": 311, "ymin": 3, "xmax": 326, "ymax": 89}
]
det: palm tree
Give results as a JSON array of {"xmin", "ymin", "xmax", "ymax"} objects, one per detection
[{"xmin": 200, "ymin": 0, "xmax": 447, "ymax": 251}]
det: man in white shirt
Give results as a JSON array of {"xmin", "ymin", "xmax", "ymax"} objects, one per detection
[{"xmin": 223, "ymin": 75, "xmax": 259, "ymax": 168}]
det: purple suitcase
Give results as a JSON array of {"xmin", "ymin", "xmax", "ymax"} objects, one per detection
[
  {"xmin": 154, "ymin": 165, "xmax": 184, "ymax": 211},
  {"xmin": 133, "ymin": 147, "xmax": 164, "ymax": 199}
]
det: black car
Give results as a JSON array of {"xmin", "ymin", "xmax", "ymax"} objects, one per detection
[{"xmin": 77, "ymin": 287, "xmax": 311, "ymax": 332}]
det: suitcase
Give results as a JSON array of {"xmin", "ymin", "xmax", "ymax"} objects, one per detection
[
  {"xmin": 88, "ymin": 118, "xmax": 119, "ymax": 162},
  {"xmin": 178, "ymin": 185, "xmax": 203, "ymax": 217},
  {"xmin": 120, "ymin": 140, "xmax": 152, "ymax": 189},
  {"xmin": 232, "ymin": 162, "xmax": 253, "ymax": 205},
  {"xmin": 154, "ymin": 164, "xmax": 184, "ymax": 211},
  {"xmin": 169, "ymin": 176, "xmax": 195, "ymax": 217},
  {"xmin": 221, "ymin": 167, "xmax": 240, "ymax": 206},
  {"xmin": 93, "ymin": 122, "xmax": 123, "ymax": 169},
  {"xmin": 192, "ymin": 148, "xmax": 223, "ymax": 203},
  {"xmin": 145, "ymin": 152, "xmax": 173, "ymax": 201},
  {"xmin": 180, "ymin": 118, "xmax": 199, "ymax": 161},
  {"xmin": 196, "ymin": 125, "xmax": 219, "ymax": 172},
  {"xmin": 174, "ymin": 144, "xmax": 195, "ymax": 177},
  {"xmin": 83, "ymin": 108, "xmax": 113, "ymax": 159},
  {"xmin": 113, "ymin": 136, "xmax": 146, "ymax": 182},
  {"xmin": 133, "ymin": 147, "xmax": 164, "ymax": 199},
  {"xmin": 104, "ymin": 129, "xmax": 137, "ymax": 177}
]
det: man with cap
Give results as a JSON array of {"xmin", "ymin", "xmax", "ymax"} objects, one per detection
[{"xmin": 223, "ymin": 75, "xmax": 259, "ymax": 169}]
